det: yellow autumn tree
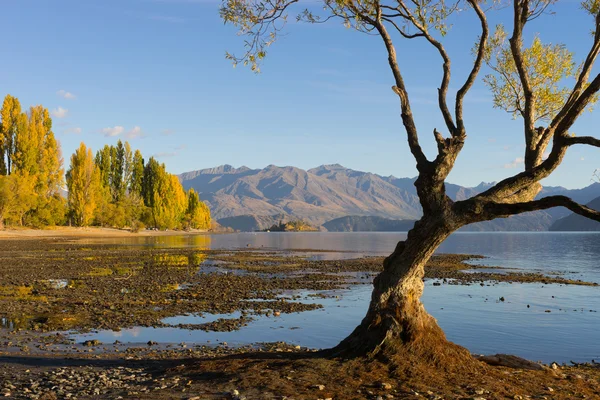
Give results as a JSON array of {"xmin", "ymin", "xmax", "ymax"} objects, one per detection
[
  {"xmin": 185, "ymin": 188, "xmax": 211, "ymax": 230},
  {"xmin": 155, "ymin": 174, "xmax": 187, "ymax": 230},
  {"xmin": 141, "ymin": 157, "xmax": 190, "ymax": 230},
  {"xmin": 66, "ymin": 143, "xmax": 101, "ymax": 227}
]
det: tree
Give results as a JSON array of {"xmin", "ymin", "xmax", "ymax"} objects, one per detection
[
  {"xmin": 0, "ymin": 94, "xmax": 22, "ymax": 175},
  {"xmin": 141, "ymin": 157, "xmax": 190, "ymax": 230},
  {"xmin": 66, "ymin": 143, "xmax": 101, "ymax": 227},
  {"xmin": 129, "ymin": 149, "xmax": 145, "ymax": 197},
  {"xmin": 142, "ymin": 157, "xmax": 162, "ymax": 228},
  {"xmin": 110, "ymin": 140, "xmax": 126, "ymax": 202},
  {"xmin": 95, "ymin": 145, "xmax": 112, "ymax": 189},
  {"xmin": 185, "ymin": 188, "xmax": 211, "ymax": 230},
  {"xmin": 221, "ymin": 0, "xmax": 600, "ymax": 365},
  {"xmin": 0, "ymin": 172, "xmax": 36, "ymax": 229}
]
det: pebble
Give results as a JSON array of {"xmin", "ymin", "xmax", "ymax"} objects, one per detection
[
  {"xmin": 311, "ymin": 384, "xmax": 325, "ymax": 390},
  {"xmin": 0, "ymin": 366, "xmax": 182, "ymax": 399}
]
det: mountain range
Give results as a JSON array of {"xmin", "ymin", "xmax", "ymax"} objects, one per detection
[{"xmin": 178, "ymin": 164, "xmax": 600, "ymax": 232}]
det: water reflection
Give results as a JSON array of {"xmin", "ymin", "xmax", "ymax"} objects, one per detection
[
  {"xmin": 82, "ymin": 232, "xmax": 600, "ymax": 282},
  {"xmin": 69, "ymin": 232, "xmax": 600, "ymax": 363},
  {"xmin": 74, "ymin": 282, "xmax": 600, "ymax": 363}
]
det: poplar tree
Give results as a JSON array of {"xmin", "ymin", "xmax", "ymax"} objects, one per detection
[
  {"xmin": 110, "ymin": 140, "xmax": 126, "ymax": 202},
  {"xmin": 141, "ymin": 157, "xmax": 191, "ymax": 229},
  {"xmin": 0, "ymin": 94, "xmax": 21, "ymax": 175},
  {"xmin": 185, "ymin": 188, "xmax": 211, "ymax": 230},
  {"xmin": 129, "ymin": 150, "xmax": 144, "ymax": 197},
  {"xmin": 67, "ymin": 143, "xmax": 101, "ymax": 227}
]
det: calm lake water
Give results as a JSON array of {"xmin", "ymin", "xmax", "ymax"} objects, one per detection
[{"xmin": 77, "ymin": 232, "xmax": 600, "ymax": 363}]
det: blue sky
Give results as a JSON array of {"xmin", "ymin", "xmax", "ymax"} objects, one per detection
[{"xmin": 1, "ymin": 0, "xmax": 598, "ymax": 189}]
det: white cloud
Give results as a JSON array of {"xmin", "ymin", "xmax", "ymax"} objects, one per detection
[
  {"xmin": 126, "ymin": 126, "xmax": 144, "ymax": 139},
  {"xmin": 102, "ymin": 126, "xmax": 125, "ymax": 137},
  {"xmin": 503, "ymin": 157, "xmax": 524, "ymax": 169},
  {"xmin": 51, "ymin": 107, "xmax": 69, "ymax": 118},
  {"xmin": 57, "ymin": 90, "xmax": 76, "ymax": 100},
  {"xmin": 581, "ymin": 157, "xmax": 585, "ymax": 161},
  {"xmin": 162, "ymin": 129, "xmax": 175, "ymax": 136},
  {"xmin": 64, "ymin": 127, "xmax": 82, "ymax": 135}
]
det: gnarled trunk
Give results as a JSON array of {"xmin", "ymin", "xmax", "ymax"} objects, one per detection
[{"xmin": 328, "ymin": 215, "xmax": 476, "ymax": 369}]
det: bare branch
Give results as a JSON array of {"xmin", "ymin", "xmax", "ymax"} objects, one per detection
[
  {"xmin": 382, "ymin": 17, "xmax": 425, "ymax": 39},
  {"xmin": 455, "ymin": 0, "xmax": 488, "ymax": 136},
  {"xmin": 550, "ymin": 11, "xmax": 600, "ymax": 130},
  {"xmin": 509, "ymin": 0, "xmax": 536, "ymax": 147},
  {"xmin": 484, "ymin": 195, "xmax": 600, "ymax": 223},
  {"xmin": 392, "ymin": 0, "xmax": 456, "ymax": 135},
  {"xmin": 554, "ymin": 72, "xmax": 600, "ymax": 135},
  {"xmin": 565, "ymin": 135, "xmax": 600, "ymax": 148},
  {"xmin": 367, "ymin": 7, "xmax": 429, "ymax": 168}
]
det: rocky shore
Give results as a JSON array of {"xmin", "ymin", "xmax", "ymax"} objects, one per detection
[{"xmin": 0, "ymin": 237, "xmax": 599, "ymax": 399}]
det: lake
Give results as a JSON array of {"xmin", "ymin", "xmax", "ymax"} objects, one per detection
[{"xmin": 77, "ymin": 232, "xmax": 600, "ymax": 363}]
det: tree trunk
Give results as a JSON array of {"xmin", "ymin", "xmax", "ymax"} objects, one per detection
[{"xmin": 327, "ymin": 216, "xmax": 477, "ymax": 370}]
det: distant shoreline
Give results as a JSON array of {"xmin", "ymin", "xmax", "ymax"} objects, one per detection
[{"xmin": 0, "ymin": 227, "xmax": 210, "ymax": 239}]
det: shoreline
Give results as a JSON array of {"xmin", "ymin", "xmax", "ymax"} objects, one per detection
[
  {"xmin": 0, "ymin": 238, "xmax": 599, "ymax": 398},
  {"xmin": 0, "ymin": 227, "xmax": 210, "ymax": 239}
]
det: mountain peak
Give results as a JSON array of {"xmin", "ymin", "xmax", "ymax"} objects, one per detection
[
  {"xmin": 205, "ymin": 164, "xmax": 250, "ymax": 174},
  {"xmin": 177, "ymin": 163, "xmax": 600, "ymax": 231},
  {"xmin": 308, "ymin": 164, "xmax": 349, "ymax": 175}
]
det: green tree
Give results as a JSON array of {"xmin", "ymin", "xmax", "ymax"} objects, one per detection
[
  {"xmin": 222, "ymin": 0, "xmax": 600, "ymax": 364},
  {"xmin": 0, "ymin": 94, "xmax": 22, "ymax": 175},
  {"xmin": 129, "ymin": 149, "xmax": 144, "ymax": 197},
  {"xmin": 142, "ymin": 157, "xmax": 162, "ymax": 228},
  {"xmin": 95, "ymin": 145, "xmax": 112, "ymax": 189},
  {"xmin": 67, "ymin": 143, "xmax": 101, "ymax": 227},
  {"xmin": 110, "ymin": 140, "xmax": 126, "ymax": 202}
]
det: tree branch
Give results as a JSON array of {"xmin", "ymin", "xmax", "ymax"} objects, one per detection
[
  {"xmin": 551, "ymin": 11, "xmax": 600, "ymax": 130},
  {"xmin": 455, "ymin": 0, "xmax": 488, "ymax": 136},
  {"xmin": 565, "ymin": 135, "xmax": 600, "ymax": 148},
  {"xmin": 368, "ymin": 7, "xmax": 429, "ymax": 168},
  {"xmin": 381, "ymin": 17, "xmax": 425, "ymax": 39},
  {"xmin": 509, "ymin": 0, "xmax": 536, "ymax": 162},
  {"xmin": 394, "ymin": 0, "xmax": 456, "ymax": 136},
  {"xmin": 484, "ymin": 195, "xmax": 600, "ymax": 223},
  {"xmin": 554, "ymin": 72, "xmax": 600, "ymax": 135}
]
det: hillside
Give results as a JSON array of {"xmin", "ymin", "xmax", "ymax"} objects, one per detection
[
  {"xmin": 323, "ymin": 216, "xmax": 416, "ymax": 232},
  {"xmin": 179, "ymin": 164, "xmax": 600, "ymax": 231},
  {"xmin": 550, "ymin": 196, "xmax": 600, "ymax": 231},
  {"xmin": 216, "ymin": 214, "xmax": 287, "ymax": 232}
]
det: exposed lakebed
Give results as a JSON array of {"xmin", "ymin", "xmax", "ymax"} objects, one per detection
[{"xmin": 0, "ymin": 234, "xmax": 599, "ymax": 364}]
